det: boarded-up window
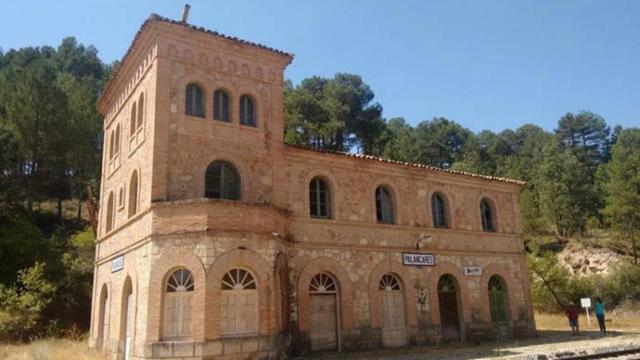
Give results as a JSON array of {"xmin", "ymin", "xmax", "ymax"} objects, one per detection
[
  {"xmin": 220, "ymin": 269, "xmax": 258, "ymax": 336},
  {"xmin": 105, "ymin": 192, "xmax": 114, "ymax": 233},
  {"xmin": 128, "ymin": 171, "xmax": 138, "ymax": 218},
  {"xmin": 137, "ymin": 93, "xmax": 144, "ymax": 129},
  {"xmin": 163, "ymin": 269, "xmax": 194, "ymax": 339}
]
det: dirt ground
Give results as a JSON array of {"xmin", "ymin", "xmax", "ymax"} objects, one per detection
[
  {"xmin": 302, "ymin": 332, "xmax": 640, "ymax": 359},
  {"xmin": 1, "ymin": 313, "xmax": 638, "ymax": 360}
]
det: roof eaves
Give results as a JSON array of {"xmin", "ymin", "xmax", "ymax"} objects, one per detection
[{"xmin": 286, "ymin": 144, "xmax": 526, "ymax": 186}]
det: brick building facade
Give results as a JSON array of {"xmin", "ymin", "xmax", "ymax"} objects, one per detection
[{"xmin": 90, "ymin": 14, "xmax": 536, "ymax": 360}]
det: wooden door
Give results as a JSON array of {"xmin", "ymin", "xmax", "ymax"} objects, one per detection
[
  {"xmin": 310, "ymin": 294, "xmax": 338, "ymax": 351},
  {"xmin": 438, "ymin": 291, "xmax": 460, "ymax": 341},
  {"xmin": 381, "ymin": 291, "xmax": 407, "ymax": 347}
]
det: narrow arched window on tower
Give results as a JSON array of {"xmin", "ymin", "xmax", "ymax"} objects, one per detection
[
  {"xmin": 239, "ymin": 95, "xmax": 255, "ymax": 126},
  {"xmin": 376, "ymin": 186, "xmax": 395, "ymax": 224},
  {"xmin": 130, "ymin": 102, "xmax": 137, "ymax": 136},
  {"xmin": 309, "ymin": 177, "xmax": 331, "ymax": 219},
  {"xmin": 128, "ymin": 170, "xmax": 138, "ymax": 218},
  {"xmin": 137, "ymin": 93, "xmax": 144, "ymax": 129},
  {"xmin": 105, "ymin": 192, "xmax": 115, "ymax": 233},
  {"xmin": 185, "ymin": 83, "xmax": 205, "ymax": 117},
  {"xmin": 213, "ymin": 89, "xmax": 230, "ymax": 122}
]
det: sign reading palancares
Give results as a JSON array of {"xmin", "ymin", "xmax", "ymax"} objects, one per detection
[{"xmin": 402, "ymin": 252, "xmax": 435, "ymax": 267}]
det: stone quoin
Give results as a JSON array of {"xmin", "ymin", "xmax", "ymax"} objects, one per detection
[{"xmin": 89, "ymin": 12, "xmax": 536, "ymax": 360}]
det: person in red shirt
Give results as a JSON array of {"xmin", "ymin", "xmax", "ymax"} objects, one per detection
[{"xmin": 565, "ymin": 302, "xmax": 580, "ymax": 336}]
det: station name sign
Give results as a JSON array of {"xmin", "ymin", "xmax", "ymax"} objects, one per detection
[
  {"xmin": 111, "ymin": 255, "xmax": 124, "ymax": 273},
  {"xmin": 402, "ymin": 252, "xmax": 435, "ymax": 267}
]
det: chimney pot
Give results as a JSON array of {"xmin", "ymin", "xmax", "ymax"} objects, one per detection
[{"xmin": 181, "ymin": 4, "xmax": 191, "ymax": 23}]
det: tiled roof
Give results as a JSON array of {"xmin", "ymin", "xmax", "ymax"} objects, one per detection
[
  {"xmin": 98, "ymin": 13, "xmax": 293, "ymax": 108},
  {"xmin": 286, "ymin": 145, "xmax": 526, "ymax": 186}
]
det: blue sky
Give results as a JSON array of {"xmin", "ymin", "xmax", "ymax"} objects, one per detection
[{"xmin": 1, "ymin": 0, "xmax": 638, "ymax": 133}]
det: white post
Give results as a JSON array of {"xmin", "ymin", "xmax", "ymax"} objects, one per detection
[{"xmin": 585, "ymin": 307, "xmax": 591, "ymax": 327}]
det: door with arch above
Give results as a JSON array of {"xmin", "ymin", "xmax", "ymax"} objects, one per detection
[
  {"xmin": 438, "ymin": 274, "xmax": 461, "ymax": 341},
  {"xmin": 379, "ymin": 274, "xmax": 407, "ymax": 347},
  {"xmin": 309, "ymin": 273, "xmax": 339, "ymax": 351}
]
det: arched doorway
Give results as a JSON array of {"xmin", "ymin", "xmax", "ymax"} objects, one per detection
[
  {"xmin": 438, "ymin": 274, "xmax": 461, "ymax": 341},
  {"xmin": 309, "ymin": 273, "xmax": 339, "ymax": 351},
  {"xmin": 489, "ymin": 275, "xmax": 509, "ymax": 322},
  {"xmin": 379, "ymin": 274, "xmax": 407, "ymax": 347},
  {"xmin": 121, "ymin": 278, "xmax": 133, "ymax": 360},
  {"xmin": 220, "ymin": 268, "xmax": 258, "ymax": 336},
  {"xmin": 97, "ymin": 285, "xmax": 109, "ymax": 350}
]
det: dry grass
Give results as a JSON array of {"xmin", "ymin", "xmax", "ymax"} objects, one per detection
[
  {"xmin": 0, "ymin": 339, "xmax": 106, "ymax": 360},
  {"xmin": 1, "ymin": 313, "xmax": 638, "ymax": 359},
  {"xmin": 535, "ymin": 311, "xmax": 640, "ymax": 332}
]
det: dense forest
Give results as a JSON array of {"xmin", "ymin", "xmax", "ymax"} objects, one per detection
[{"xmin": 0, "ymin": 38, "xmax": 638, "ymax": 341}]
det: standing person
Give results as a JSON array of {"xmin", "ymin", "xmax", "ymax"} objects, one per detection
[
  {"xmin": 595, "ymin": 297, "xmax": 607, "ymax": 335},
  {"xmin": 565, "ymin": 302, "xmax": 580, "ymax": 336}
]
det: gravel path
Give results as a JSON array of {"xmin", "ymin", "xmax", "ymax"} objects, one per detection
[{"xmin": 302, "ymin": 331, "xmax": 640, "ymax": 360}]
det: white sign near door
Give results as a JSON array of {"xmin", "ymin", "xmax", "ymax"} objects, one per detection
[{"xmin": 463, "ymin": 266, "xmax": 482, "ymax": 276}]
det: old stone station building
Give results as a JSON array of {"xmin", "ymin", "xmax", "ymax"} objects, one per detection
[{"xmin": 90, "ymin": 13, "xmax": 536, "ymax": 360}]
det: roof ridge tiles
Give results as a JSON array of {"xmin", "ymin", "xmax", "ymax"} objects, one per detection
[{"xmin": 286, "ymin": 144, "xmax": 526, "ymax": 186}]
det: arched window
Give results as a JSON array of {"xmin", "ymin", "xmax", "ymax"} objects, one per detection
[
  {"xmin": 431, "ymin": 193, "xmax": 448, "ymax": 228},
  {"xmin": 205, "ymin": 161, "xmax": 240, "ymax": 200},
  {"xmin": 309, "ymin": 177, "xmax": 331, "ymax": 219},
  {"xmin": 109, "ymin": 130, "xmax": 115, "ymax": 160},
  {"xmin": 106, "ymin": 192, "xmax": 114, "ymax": 233},
  {"xmin": 376, "ymin": 186, "xmax": 394, "ymax": 224},
  {"xmin": 128, "ymin": 171, "xmax": 138, "ymax": 218},
  {"xmin": 379, "ymin": 273, "xmax": 401, "ymax": 291},
  {"xmin": 163, "ymin": 269, "xmax": 194, "ymax": 339},
  {"xmin": 137, "ymin": 93, "xmax": 144, "ymax": 129},
  {"xmin": 239, "ymin": 95, "xmax": 255, "ymax": 126},
  {"xmin": 130, "ymin": 102, "xmax": 137, "ymax": 136},
  {"xmin": 213, "ymin": 89, "xmax": 230, "ymax": 122},
  {"xmin": 114, "ymin": 125, "xmax": 121, "ymax": 156},
  {"xmin": 220, "ymin": 268, "xmax": 258, "ymax": 336},
  {"xmin": 480, "ymin": 198, "xmax": 495, "ymax": 232},
  {"xmin": 185, "ymin": 83, "xmax": 205, "ymax": 117},
  {"xmin": 488, "ymin": 275, "xmax": 508, "ymax": 323},
  {"xmin": 309, "ymin": 273, "xmax": 337, "ymax": 293}
]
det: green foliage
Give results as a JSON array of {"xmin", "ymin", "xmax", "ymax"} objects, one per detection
[
  {"xmin": 0, "ymin": 262, "xmax": 56, "ymax": 341},
  {"xmin": 284, "ymin": 73, "xmax": 386, "ymax": 154},
  {"xmin": 0, "ymin": 37, "xmax": 104, "ymax": 215},
  {"xmin": 0, "ymin": 207, "xmax": 46, "ymax": 285},
  {"xmin": 602, "ymin": 128, "xmax": 640, "ymax": 263}
]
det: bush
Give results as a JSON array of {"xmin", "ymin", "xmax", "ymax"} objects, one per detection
[{"xmin": 0, "ymin": 262, "xmax": 56, "ymax": 341}]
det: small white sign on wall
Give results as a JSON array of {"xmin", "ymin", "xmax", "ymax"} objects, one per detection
[
  {"xmin": 464, "ymin": 266, "xmax": 483, "ymax": 276},
  {"xmin": 111, "ymin": 255, "xmax": 124, "ymax": 273}
]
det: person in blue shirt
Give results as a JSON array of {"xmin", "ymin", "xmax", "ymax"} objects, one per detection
[{"xmin": 595, "ymin": 297, "xmax": 606, "ymax": 335}]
